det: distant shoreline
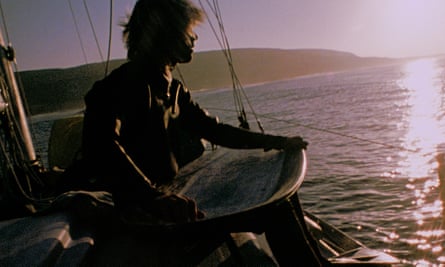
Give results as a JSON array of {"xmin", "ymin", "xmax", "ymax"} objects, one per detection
[
  {"xmin": 195, "ymin": 59, "xmax": 407, "ymax": 93},
  {"xmin": 21, "ymin": 48, "xmax": 408, "ymax": 115}
]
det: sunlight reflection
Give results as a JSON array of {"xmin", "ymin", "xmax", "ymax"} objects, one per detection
[
  {"xmin": 397, "ymin": 58, "xmax": 444, "ymax": 178},
  {"xmin": 416, "ymin": 229, "xmax": 445, "ymax": 238},
  {"xmin": 396, "ymin": 58, "xmax": 445, "ymax": 264}
]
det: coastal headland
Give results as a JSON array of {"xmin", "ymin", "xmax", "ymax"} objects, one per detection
[{"xmin": 19, "ymin": 48, "xmax": 403, "ymax": 114}]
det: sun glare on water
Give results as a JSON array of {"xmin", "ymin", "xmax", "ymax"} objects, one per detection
[
  {"xmin": 397, "ymin": 58, "xmax": 445, "ymax": 178},
  {"xmin": 396, "ymin": 58, "xmax": 445, "ymax": 264}
]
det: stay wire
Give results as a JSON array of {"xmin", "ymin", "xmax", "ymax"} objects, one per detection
[
  {"xmin": 104, "ymin": 0, "xmax": 113, "ymax": 77},
  {"xmin": 68, "ymin": 0, "xmax": 89, "ymax": 65},
  {"xmin": 211, "ymin": 0, "xmax": 247, "ymax": 126},
  {"xmin": 259, "ymin": 114, "xmax": 419, "ymax": 153},
  {"xmin": 199, "ymin": 0, "xmax": 264, "ymax": 133},
  {"xmin": 0, "ymin": 79, "xmax": 51, "ymax": 205},
  {"xmin": 0, "ymin": 0, "xmax": 10, "ymax": 44},
  {"xmin": 207, "ymin": 107, "xmax": 419, "ymax": 154},
  {"xmin": 212, "ymin": 0, "xmax": 264, "ymax": 132},
  {"xmin": 83, "ymin": 0, "xmax": 106, "ymax": 69}
]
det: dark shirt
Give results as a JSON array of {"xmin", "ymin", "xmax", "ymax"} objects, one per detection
[{"xmin": 81, "ymin": 61, "xmax": 284, "ymax": 207}]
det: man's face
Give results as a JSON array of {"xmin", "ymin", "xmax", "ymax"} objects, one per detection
[{"xmin": 169, "ymin": 25, "xmax": 197, "ymax": 64}]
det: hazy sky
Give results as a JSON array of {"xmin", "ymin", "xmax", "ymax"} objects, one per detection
[{"xmin": 2, "ymin": 0, "xmax": 445, "ymax": 70}]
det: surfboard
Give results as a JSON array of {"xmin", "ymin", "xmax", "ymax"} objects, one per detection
[{"xmin": 162, "ymin": 146, "xmax": 306, "ymax": 222}]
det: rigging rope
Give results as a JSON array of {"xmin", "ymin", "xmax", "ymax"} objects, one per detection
[
  {"xmin": 0, "ymin": 0, "xmax": 10, "ymax": 45},
  {"xmin": 195, "ymin": 1, "xmax": 414, "ymax": 154},
  {"xmin": 198, "ymin": 0, "xmax": 264, "ymax": 133},
  {"xmin": 207, "ymin": 107, "xmax": 419, "ymax": 153},
  {"xmin": 104, "ymin": 0, "xmax": 113, "ymax": 76},
  {"xmin": 68, "ymin": 0, "xmax": 89, "ymax": 65},
  {"xmin": 69, "ymin": 0, "xmax": 114, "ymax": 76},
  {"xmin": 0, "ymin": 73, "xmax": 51, "ymax": 206},
  {"xmin": 82, "ymin": 0, "xmax": 106, "ymax": 69}
]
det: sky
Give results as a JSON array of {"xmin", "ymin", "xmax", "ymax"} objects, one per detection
[{"xmin": 2, "ymin": 0, "xmax": 445, "ymax": 71}]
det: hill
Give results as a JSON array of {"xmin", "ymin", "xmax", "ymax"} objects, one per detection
[{"xmin": 18, "ymin": 48, "xmax": 397, "ymax": 114}]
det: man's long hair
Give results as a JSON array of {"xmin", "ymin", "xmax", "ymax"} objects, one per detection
[{"xmin": 122, "ymin": 0, "xmax": 204, "ymax": 61}]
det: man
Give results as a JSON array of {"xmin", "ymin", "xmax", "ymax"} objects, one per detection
[
  {"xmin": 75, "ymin": 0, "xmax": 329, "ymax": 265},
  {"xmin": 81, "ymin": 0, "xmax": 308, "ymax": 224}
]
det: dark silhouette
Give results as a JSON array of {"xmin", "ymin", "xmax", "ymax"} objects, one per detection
[
  {"xmin": 79, "ymin": 0, "xmax": 307, "ymax": 224},
  {"xmin": 60, "ymin": 0, "xmax": 327, "ymax": 265}
]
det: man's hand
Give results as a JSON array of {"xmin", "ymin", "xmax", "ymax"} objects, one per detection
[
  {"xmin": 282, "ymin": 136, "xmax": 308, "ymax": 150},
  {"xmin": 152, "ymin": 193, "xmax": 205, "ymax": 223}
]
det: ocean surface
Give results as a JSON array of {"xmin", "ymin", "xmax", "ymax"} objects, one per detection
[{"xmin": 31, "ymin": 57, "xmax": 445, "ymax": 266}]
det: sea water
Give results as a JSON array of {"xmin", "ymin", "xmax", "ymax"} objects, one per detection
[{"xmin": 31, "ymin": 57, "xmax": 445, "ymax": 266}]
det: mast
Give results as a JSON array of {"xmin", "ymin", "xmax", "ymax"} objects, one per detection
[{"xmin": 0, "ymin": 29, "xmax": 37, "ymax": 163}]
